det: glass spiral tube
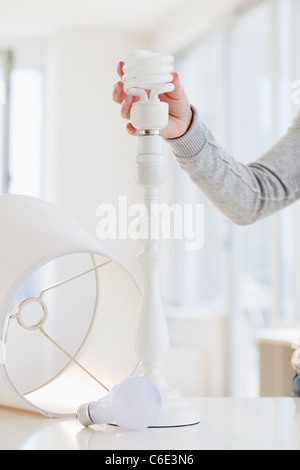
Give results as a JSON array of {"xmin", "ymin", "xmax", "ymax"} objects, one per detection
[{"xmin": 123, "ymin": 50, "xmax": 175, "ymax": 102}]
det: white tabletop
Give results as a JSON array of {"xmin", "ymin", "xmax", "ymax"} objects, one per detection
[{"xmin": 0, "ymin": 398, "xmax": 300, "ymax": 450}]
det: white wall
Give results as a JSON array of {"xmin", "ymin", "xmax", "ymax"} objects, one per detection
[{"xmin": 0, "ymin": 37, "xmax": 47, "ymax": 68}]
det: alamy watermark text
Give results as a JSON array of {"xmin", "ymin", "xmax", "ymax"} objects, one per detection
[{"xmin": 96, "ymin": 196, "xmax": 204, "ymax": 251}]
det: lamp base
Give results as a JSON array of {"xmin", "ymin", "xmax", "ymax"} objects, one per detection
[
  {"xmin": 138, "ymin": 371, "xmax": 200, "ymax": 427},
  {"xmin": 152, "ymin": 388, "xmax": 200, "ymax": 428}
]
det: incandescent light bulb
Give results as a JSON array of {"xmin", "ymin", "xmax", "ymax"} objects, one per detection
[{"xmin": 77, "ymin": 377, "xmax": 161, "ymax": 431}]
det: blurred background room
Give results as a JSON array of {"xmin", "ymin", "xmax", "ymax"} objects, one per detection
[{"xmin": 0, "ymin": 0, "xmax": 300, "ymax": 399}]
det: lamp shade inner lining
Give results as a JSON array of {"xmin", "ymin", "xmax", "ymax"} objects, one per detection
[
  {"xmin": 3, "ymin": 252, "xmax": 140, "ymax": 416},
  {"xmin": 5, "ymin": 253, "xmax": 99, "ymax": 396}
]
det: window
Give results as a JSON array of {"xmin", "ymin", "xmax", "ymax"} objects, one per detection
[
  {"xmin": 9, "ymin": 68, "xmax": 43, "ymax": 197},
  {"xmin": 174, "ymin": 34, "xmax": 227, "ymax": 310},
  {"xmin": 275, "ymin": 0, "xmax": 300, "ymax": 324},
  {"xmin": 295, "ymin": 0, "xmax": 300, "ymax": 320},
  {"xmin": 0, "ymin": 51, "xmax": 43, "ymax": 197},
  {"xmin": 0, "ymin": 51, "xmax": 11, "ymax": 193},
  {"xmin": 225, "ymin": 1, "xmax": 274, "ymax": 397},
  {"xmin": 173, "ymin": 0, "xmax": 300, "ymax": 396}
]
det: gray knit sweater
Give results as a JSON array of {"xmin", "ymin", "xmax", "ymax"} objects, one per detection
[{"xmin": 166, "ymin": 107, "xmax": 300, "ymax": 225}]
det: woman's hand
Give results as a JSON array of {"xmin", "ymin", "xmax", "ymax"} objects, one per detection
[{"xmin": 112, "ymin": 61, "xmax": 193, "ymax": 139}]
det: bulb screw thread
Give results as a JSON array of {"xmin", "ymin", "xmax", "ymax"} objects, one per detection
[
  {"xmin": 139, "ymin": 129, "xmax": 161, "ymax": 136},
  {"xmin": 77, "ymin": 403, "xmax": 94, "ymax": 427}
]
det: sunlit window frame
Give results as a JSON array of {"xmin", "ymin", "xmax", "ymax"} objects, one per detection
[{"xmin": 0, "ymin": 50, "xmax": 12, "ymax": 193}]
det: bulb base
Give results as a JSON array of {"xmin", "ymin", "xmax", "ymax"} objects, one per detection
[
  {"xmin": 131, "ymin": 101, "xmax": 169, "ymax": 132},
  {"xmin": 77, "ymin": 403, "xmax": 94, "ymax": 427}
]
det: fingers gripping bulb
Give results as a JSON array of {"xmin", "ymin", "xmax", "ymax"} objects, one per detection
[{"xmin": 123, "ymin": 50, "xmax": 175, "ymax": 132}]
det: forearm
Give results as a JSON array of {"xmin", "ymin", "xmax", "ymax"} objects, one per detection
[{"xmin": 166, "ymin": 107, "xmax": 300, "ymax": 225}]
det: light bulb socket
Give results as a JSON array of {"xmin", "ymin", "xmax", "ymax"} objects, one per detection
[{"xmin": 77, "ymin": 403, "xmax": 94, "ymax": 427}]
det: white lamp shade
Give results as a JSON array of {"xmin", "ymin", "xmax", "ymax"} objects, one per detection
[{"xmin": 0, "ymin": 195, "xmax": 141, "ymax": 418}]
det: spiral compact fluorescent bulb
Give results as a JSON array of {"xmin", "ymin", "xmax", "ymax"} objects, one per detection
[
  {"xmin": 123, "ymin": 50, "xmax": 175, "ymax": 132},
  {"xmin": 123, "ymin": 50, "xmax": 174, "ymax": 101}
]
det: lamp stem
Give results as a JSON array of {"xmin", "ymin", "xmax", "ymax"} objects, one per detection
[
  {"xmin": 134, "ymin": 135, "xmax": 168, "ymax": 384},
  {"xmin": 134, "ymin": 134, "xmax": 200, "ymax": 427},
  {"xmin": 136, "ymin": 194, "xmax": 170, "ymax": 387}
]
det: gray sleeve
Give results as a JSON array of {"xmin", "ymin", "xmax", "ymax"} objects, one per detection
[{"xmin": 166, "ymin": 106, "xmax": 300, "ymax": 225}]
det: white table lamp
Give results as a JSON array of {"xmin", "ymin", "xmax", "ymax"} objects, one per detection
[
  {"xmin": 0, "ymin": 50, "xmax": 201, "ymax": 428},
  {"xmin": 123, "ymin": 50, "xmax": 200, "ymax": 427}
]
